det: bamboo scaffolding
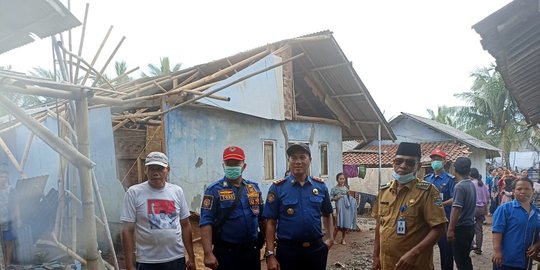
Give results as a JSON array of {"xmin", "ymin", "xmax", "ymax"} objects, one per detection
[
  {"xmin": 0, "ymin": 95, "xmax": 95, "ymax": 168},
  {"xmin": 112, "ymin": 108, "xmax": 148, "ymax": 131},
  {"xmin": 81, "ymin": 26, "xmax": 113, "ymax": 85},
  {"xmin": 56, "ymin": 42, "xmax": 116, "ymax": 91},
  {"xmin": 92, "ymin": 36, "xmax": 126, "ymax": 87}
]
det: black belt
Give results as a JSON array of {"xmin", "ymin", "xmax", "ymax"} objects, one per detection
[
  {"xmin": 215, "ymin": 239, "xmax": 257, "ymax": 250},
  {"xmin": 277, "ymin": 238, "xmax": 323, "ymax": 248}
]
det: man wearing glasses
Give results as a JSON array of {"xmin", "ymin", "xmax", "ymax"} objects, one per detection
[{"xmin": 372, "ymin": 142, "xmax": 447, "ymax": 270}]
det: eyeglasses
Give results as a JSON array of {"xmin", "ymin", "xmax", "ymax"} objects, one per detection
[{"xmin": 393, "ymin": 158, "xmax": 417, "ymax": 167}]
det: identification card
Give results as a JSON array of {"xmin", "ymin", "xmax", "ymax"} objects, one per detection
[{"xmin": 397, "ymin": 218, "xmax": 406, "ymax": 235}]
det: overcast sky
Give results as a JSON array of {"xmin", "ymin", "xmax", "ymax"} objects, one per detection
[{"xmin": 0, "ymin": 0, "xmax": 511, "ymax": 121}]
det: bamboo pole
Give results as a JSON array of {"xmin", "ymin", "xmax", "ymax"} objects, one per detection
[
  {"xmin": 112, "ymin": 108, "xmax": 148, "ymax": 131},
  {"xmin": 57, "ymin": 42, "xmax": 116, "ymax": 90},
  {"xmin": 68, "ymin": 0, "xmax": 73, "ymax": 83},
  {"xmin": 0, "ymin": 95, "xmax": 95, "ymax": 168},
  {"xmin": 91, "ymin": 170, "xmax": 119, "ymax": 270},
  {"xmin": 75, "ymin": 97, "xmax": 104, "ymax": 270},
  {"xmin": 0, "ymin": 137, "xmax": 26, "ymax": 178},
  {"xmin": 164, "ymin": 52, "xmax": 304, "ymax": 114},
  {"xmin": 19, "ymin": 132, "xmax": 34, "ymax": 170},
  {"xmin": 0, "ymin": 113, "xmax": 47, "ymax": 134},
  {"xmin": 0, "ymin": 83, "xmax": 125, "ymax": 106},
  {"xmin": 92, "ymin": 36, "xmax": 126, "ymax": 87},
  {"xmin": 37, "ymin": 235, "xmax": 87, "ymax": 265},
  {"xmin": 121, "ymin": 81, "xmax": 220, "ymax": 107},
  {"xmin": 98, "ymin": 66, "xmax": 140, "ymax": 89},
  {"xmin": 81, "ymin": 26, "xmax": 113, "ymax": 85},
  {"xmin": 73, "ymin": 3, "xmax": 89, "ymax": 82},
  {"xmin": 170, "ymin": 48, "xmax": 270, "ymax": 92}
]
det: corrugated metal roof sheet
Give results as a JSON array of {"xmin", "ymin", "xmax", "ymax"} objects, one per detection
[
  {"xmin": 396, "ymin": 113, "xmax": 501, "ymax": 157},
  {"xmin": 0, "ymin": 0, "xmax": 81, "ymax": 54},
  {"xmin": 473, "ymin": 0, "xmax": 540, "ymax": 126}
]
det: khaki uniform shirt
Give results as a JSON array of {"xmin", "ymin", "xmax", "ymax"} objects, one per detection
[{"xmin": 372, "ymin": 178, "xmax": 447, "ymax": 270}]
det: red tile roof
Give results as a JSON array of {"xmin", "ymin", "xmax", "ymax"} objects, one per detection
[{"xmin": 343, "ymin": 141, "xmax": 471, "ymax": 166}]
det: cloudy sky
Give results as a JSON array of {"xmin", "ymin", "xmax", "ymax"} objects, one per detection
[{"xmin": 0, "ymin": 0, "xmax": 511, "ymax": 120}]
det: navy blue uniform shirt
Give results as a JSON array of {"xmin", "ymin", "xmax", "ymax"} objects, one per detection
[
  {"xmin": 200, "ymin": 177, "xmax": 263, "ymax": 244},
  {"xmin": 262, "ymin": 175, "xmax": 332, "ymax": 242},
  {"xmin": 424, "ymin": 170, "xmax": 455, "ymax": 218}
]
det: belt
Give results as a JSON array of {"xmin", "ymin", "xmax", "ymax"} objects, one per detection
[
  {"xmin": 215, "ymin": 239, "xmax": 257, "ymax": 250},
  {"xmin": 277, "ymin": 238, "xmax": 323, "ymax": 248}
]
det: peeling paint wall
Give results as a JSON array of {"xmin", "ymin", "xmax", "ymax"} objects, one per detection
[{"xmin": 164, "ymin": 107, "xmax": 343, "ymax": 213}]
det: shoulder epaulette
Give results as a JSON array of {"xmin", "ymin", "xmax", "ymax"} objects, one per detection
[
  {"xmin": 207, "ymin": 180, "xmax": 221, "ymax": 189},
  {"xmin": 449, "ymin": 174, "xmax": 455, "ymax": 179},
  {"xmin": 380, "ymin": 182, "xmax": 391, "ymax": 190},
  {"xmin": 311, "ymin": 176, "xmax": 324, "ymax": 183},
  {"xmin": 273, "ymin": 178, "xmax": 286, "ymax": 185},
  {"xmin": 415, "ymin": 181, "xmax": 431, "ymax": 190}
]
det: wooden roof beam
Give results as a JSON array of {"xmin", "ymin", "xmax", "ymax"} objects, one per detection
[{"xmin": 303, "ymin": 74, "xmax": 351, "ymax": 129}]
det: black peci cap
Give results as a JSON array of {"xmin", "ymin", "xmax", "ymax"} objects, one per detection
[
  {"xmin": 286, "ymin": 143, "xmax": 311, "ymax": 157},
  {"xmin": 395, "ymin": 142, "xmax": 421, "ymax": 158}
]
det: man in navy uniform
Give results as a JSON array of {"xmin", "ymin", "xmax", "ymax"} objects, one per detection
[
  {"xmin": 263, "ymin": 143, "xmax": 334, "ymax": 270},
  {"xmin": 424, "ymin": 147, "xmax": 455, "ymax": 270},
  {"xmin": 200, "ymin": 146, "xmax": 264, "ymax": 270}
]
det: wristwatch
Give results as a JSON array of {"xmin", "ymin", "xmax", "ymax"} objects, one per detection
[{"xmin": 264, "ymin": 250, "xmax": 275, "ymax": 258}]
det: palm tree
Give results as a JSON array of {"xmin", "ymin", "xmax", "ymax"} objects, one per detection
[
  {"xmin": 93, "ymin": 60, "xmax": 133, "ymax": 86},
  {"xmin": 427, "ymin": 105, "xmax": 456, "ymax": 126},
  {"xmin": 451, "ymin": 64, "xmax": 535, "ymax": 167},
  {"xmin": 30, "ymin": 67, "xmax": 61, "ymax": 81},
  {"xmin": 143, "ymin": 57, "xmax": 181, "ymax": 77}
]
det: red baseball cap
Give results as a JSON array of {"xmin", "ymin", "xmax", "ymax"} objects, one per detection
[
  {"xmin": 430, "ymin": 148, "xmax": 447, "ymax": 159},
  {"xmin": 223, "ymin": 146, "xmax": 245, "ymax": 161}
]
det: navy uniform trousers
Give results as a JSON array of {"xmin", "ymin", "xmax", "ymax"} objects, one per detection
[{"xmin": 276, "ymin": 239, "xmax": 328, "ymax": 270}]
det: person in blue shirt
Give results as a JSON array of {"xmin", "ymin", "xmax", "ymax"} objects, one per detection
[
  {"xmin": 199, "ymin": 146, "xmax": 264, "ymax": 270},
  {"xmin": 492, "ymin": 177, "xmax": 540, "ymax": 270},
  {"xmin": 263, "ymin": 143, "xmax": 334, "ymax": 270},
  {"xmin": 424, "ymin": 147, "xmax": 455, "ymax": 270}
]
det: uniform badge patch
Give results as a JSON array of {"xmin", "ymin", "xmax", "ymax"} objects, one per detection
[
  {"xmin": 312, "ymin": 188, "xmax": 319, "ymax": 195},
  {"xmin": 267, "ymin": 192, "xmax": 276, "ymax": 203},
  {"xmin": 434, "ymin": 198, "xmax": 443, "ymax": 206},
  {"xmin": 201, "ymin": 195, "xmax": 213, "ymax": 210},
  {"xmin": 219, "ymin": 189, "xmax": 235, "ymax": 201},
  {"xmin": 249, "ymin": 196, "xmax": 261, "ymax": 206}
]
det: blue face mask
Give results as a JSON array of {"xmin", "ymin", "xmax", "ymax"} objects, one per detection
[
  {"xmin": 431, "ymin": 160, "xmax": 444, "ymax": 171},
  {"xmin": 224, "ymin": 166, "xmax": 243, "ymax": 180},
  {"xmin": 392, "ymin": 171, "xmax": 416, "ymax": 184}
]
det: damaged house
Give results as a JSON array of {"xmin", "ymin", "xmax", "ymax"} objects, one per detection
[{"xmin": 1, "ymin": 6, "xmax": 394, "ymax": 267}]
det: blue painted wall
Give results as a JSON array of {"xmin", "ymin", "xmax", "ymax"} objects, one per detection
[
  {"xmin": 165, "ymin": 107, "xmax": 343, "ymax": 213},
  {"xmin": 198, "ymin": 54, "xmax": 285, "ymax": 120},
  {"xmin": 0, "ymin": 107, "xmax": 123, "ymax": 224}
]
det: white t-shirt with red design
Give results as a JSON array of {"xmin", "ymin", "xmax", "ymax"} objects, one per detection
[{"xmin": 121, "ymin": 181, "xmax": 190, "ymax": 263}]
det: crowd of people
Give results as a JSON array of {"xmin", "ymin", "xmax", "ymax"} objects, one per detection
[{"xmin": 119, "ymin": 141, "xmax": 540, "ymax": 270}]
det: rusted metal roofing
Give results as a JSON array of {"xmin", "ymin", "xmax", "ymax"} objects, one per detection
[
  {"xmin": 473, "ymin": 0, "xmax": 540, "ymax": 126},
  {"xmin": 0, "ymin": 0, "xmax": 81, "ymax": 54},
  {"xmin": 343, "ymin": 141, "xmax": 471, "ymax": 166}
]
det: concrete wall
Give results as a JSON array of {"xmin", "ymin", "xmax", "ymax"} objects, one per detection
[
  {"xmin": 469, "ymin": 148, "xmax": 487, "ymax": 178},
  {"xmin": 164, "ymin": 107, "xmax": 343, "ymax": 213}
]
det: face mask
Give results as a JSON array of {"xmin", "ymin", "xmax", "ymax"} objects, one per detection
[
  {"xmin": 431, "ymin": 160, "xmax": 444, "ymax": 171},
  {"xmin": 392, "ymin": 171, "xmax": 416, "ymax": 184},
  {"xmin": 224, "ymin": 166, "xmax": 243, "ymax": 179}
]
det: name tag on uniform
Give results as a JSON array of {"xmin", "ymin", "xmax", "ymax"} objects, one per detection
[
  {"xmin": 440, "ymin": 193, "xmax": 444, "ymax": 200},
  {"xmin": 397, "ymin": 218, "xmax": 406, "ymax": 235}
]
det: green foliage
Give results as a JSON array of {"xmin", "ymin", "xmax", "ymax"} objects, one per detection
[
  {"xmin": 429, "ymin": 64, "xmax": 540, "ymax": 167},
  {"xmin": 143, "ymin": 57, "xmax": 182, "ymax": 77}
]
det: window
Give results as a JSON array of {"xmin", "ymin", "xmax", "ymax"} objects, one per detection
[
  {"xmin": 320, "ymin": 143, "xmax": 328, "ymax": 176},
  {"xmin": 263, "ymin": 141, "xmax": 275, "ymax": 180}
]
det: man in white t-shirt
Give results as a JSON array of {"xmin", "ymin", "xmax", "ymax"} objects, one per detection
[{"xmin": 121, "ymin": 152, "xmax": 196, "ymax": 270}]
